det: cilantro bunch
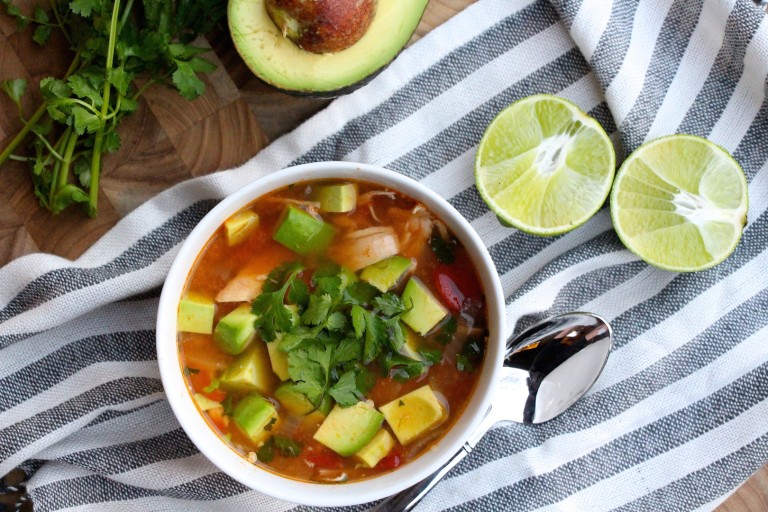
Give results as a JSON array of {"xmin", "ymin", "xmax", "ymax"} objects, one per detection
[
  {"xmin": 252, "ymin": 262, "xmax": 439, "ymax": 409},
  {"xmin": 0, "ymin": 0, "xmax": 226, "ymax": 215}
]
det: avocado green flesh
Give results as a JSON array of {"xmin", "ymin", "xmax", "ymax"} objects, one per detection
[
  {"xmin": 178, "ymin": 296, "xmax": 215, "ymax": 334},
  {"xmin": 213, "ymin": 304, "xmax": 257, "ymax": 355},
  {"xmin": 401, "ymin": 277, "xmax": 449, "ymax": 335},
  {"xmin": 228, "ymin": 0, "xmax": 429, "ymax": 94},
  {"xmin": 273, "ymin": 205, "xmax": 335, "ymax": 255},
  {"xmin": 233, "ymin": 394, "xmax": 278, "ymax": 444},
  {"xmin": 313, "ymin": 402, "xmax": 384, "ymax": 456}
]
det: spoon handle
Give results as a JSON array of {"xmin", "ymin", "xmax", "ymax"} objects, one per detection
[
  {"xmin": 370, "ymin": 407, "xmax": 498, "ymax": 512},
  {"xmin": 369, "ymin": 444, "xmax": 471, "ymax": 512}
]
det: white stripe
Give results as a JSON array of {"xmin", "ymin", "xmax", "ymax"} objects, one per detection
[
  {"xmin": 536, "ymin": 380, "xmax": 768, "ymax": 511},
  {"xmin": 580, "ymin": 265, "xmax": 677, "ymax": 321},
  {"xmin": 709, "ymin": 16, "xmax": 768, "ymax": 152},
  {"xmin": 504, "ymin": 249, "xmax": 638, "ymax": 333},
  {"xmin": 345, "ymin": 22, "xmax": 574, "ymax": 166},
  {"xmin": 0, "ymin": 392, "xmax": 162, "ymax": 477},
  {"xmin": 420, "ymin": 322, "xmax": 768, "ymax": 512},
  {"xmin": 36, "ymin": 400, "xmax": 177, "ymax": 460},
  {"xmin": 606, "ymin": 0, "xmax": 675, "ymax": 126},
  {"xmin": 644, "ymin": 0, "xmax": 736, "ymax": 141},
  {"xmin": 0, "ymin": 298, "xmax": 157, "ymax": 378},
  {"xmin": 594, "ymin": 243, "xmax": 768, "ymax": 393},
  {"xmin": 499, "ymin": 208, "xmax": 617, "ymax": 298},
  {"xmin": 0, "ymin": 250, "xmax": 175, "ymax": 337},
  {"xmin": 569, "ymin": 0, "xmax": 613, "ymax": 62},
  {"xmin": 49, "ymin": 492, "xmax": 295, "ymax": 512}
]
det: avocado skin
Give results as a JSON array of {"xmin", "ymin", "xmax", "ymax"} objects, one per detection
[
  {"xmin": 229, "ymin": 0, "xmax": 428, "ymax": 98},
  {"xmin": 261, "ymin": 63, "xmax": 388, "ymax": 99}
]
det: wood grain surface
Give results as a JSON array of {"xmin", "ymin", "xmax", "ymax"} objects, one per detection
[{"xmin": 0, "ymin": 0, "xmax": 765, "ymax": 510}]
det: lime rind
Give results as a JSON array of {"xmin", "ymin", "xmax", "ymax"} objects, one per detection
[
  {"xmin": 475, "ymin": 94, "xmax": 616, "ymax": 236},
  {"xmin": 610, "ymin": 134, "xmax": 748, "ymax": 272}
]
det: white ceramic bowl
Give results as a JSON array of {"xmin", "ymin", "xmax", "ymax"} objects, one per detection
[{"xmin": 156, "ymin": 161, "xmax": 505, "ymax": 507}]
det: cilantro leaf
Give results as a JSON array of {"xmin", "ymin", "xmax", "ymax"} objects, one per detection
[
  {"xmin": 329, "ymin": 370, "xmax": 362, "ymax": 407},
  {"xmin": 436, "ymin": 316, "xmax": 458, "ymax": 345},
  {"xmin": 374, "ymin": 293, "xmax": 407, "ymax": 317},
  {"xmin": 172, "ymin": 60, "xmax": 206, "ymax": 100},
  {"xmin": 287, "ymin": 278, "xmax": 309, "ymax": 308},
  {"xmin": 350, "ymin": 305, "xmax": 366, "ymax": 339},
  {"xmin": 263, "ymin": 261, "xmax": 304, "ymax": 292},
  {"xmin": 325, "ymin": 311, "xmax": 346, "ymax": 331},
  {"xmin": 252, "ymin": 264, "xmax": 304, "ymax": 341},
  {"xmin": 429, "ymin": 233, "xmax": 455, "ymax": 263},
  {"xmin": 386, "ymin": 318, "xmax": 406, "ymax": 352},
  {"xmin": 70, "ymin": 0, "xmax": 102, "ymax": 17},
  {"xmin": 1, "ymin": 79, "xmax": 26, "ymax": 107},
  {"xmin": 302, "ymin": 293, "xmax": 332, "ymax": 326},
  {"xmin": 274, "ymin": 435, "xmax": 302, "ymax": 457},
  {"xmin": 334, "ymin": 337, "xmax": 362, "ymax": 365},
  {"xmin": 257, "ymin": 437, "xmax": 275, "ymax": 463},
  {"xmin": 457, "ymin": 336, "xmax": 485, "ymax": 372},
  {"xmin": 363, "ymin": 312, "xmax": 387, "ymax": 364},
  {"xmin": 343, "ymin": 282, "xmax": 379, "ymax": 306}
]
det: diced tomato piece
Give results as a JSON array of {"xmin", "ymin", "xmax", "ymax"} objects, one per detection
[
  {"xmin": 377, "ymin": 447, "xmax": 403, "ymax": 469},
  {"xmin": 304, "ymin": 446, "xmax": 344, "ymax": 469},
  {"xmin": 431, "ymin": 250, "xmax": 483, "ymax": 314}
]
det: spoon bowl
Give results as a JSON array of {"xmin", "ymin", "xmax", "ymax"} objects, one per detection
[{"xmin": 372, "ymin": 312, "xmax": 612, "ymax": 511}]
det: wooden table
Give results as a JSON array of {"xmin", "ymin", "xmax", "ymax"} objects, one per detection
[{"xmin": 0, "ymin": 0, "xmax": 765, "ymax": 510}]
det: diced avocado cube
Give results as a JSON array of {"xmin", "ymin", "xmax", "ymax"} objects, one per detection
[
  {"xmin": 273, "ymin": 205, "xmax": 336, "ymax": 256},
  {"xmin": 178, "ymin": 295, "xmax": 215, "ymax": 334},
  {"xmin": 224, "ymin": 210, "xmax": 260, "ymax": 246},
  {"xmin": 379, "ymin": 385, "xmax": 446, "ymax": 445},
  {"xmin": 274, "ymin": 382, "xmax": 315, "ymax": 416},
  {"xmin": 219, "ymin": 343, "xmax": 274, "ymax": 395},
  {"xmin": 360, "ymin": 255, "xmax": 415, "ymax": 292},
  {"xmin": 354, "ymin": 428, "xmax": 395, "ymax": 468},
  {"xmin": 266, "ymin": 337, "xmax": 290, "ymax": 381},
  {"xmin": 400, "ymin": 278, "xmax": 449, "ymax": 335},
  {"xmin": 313, "ymin": 400, "xmax": 384, "ymax": 456},
  {"xmin": 232, "ymin": 394, "xmax": 278, "ymax": 445},
  {"xmin": 193, "ymin": 393, "xmax": 222, "ymax": 411},
  {"xmin": 399, "ymin": 327, "xmax": 424, "ymax": 362},
  {"xmin": 213, "ymin": 304, "xmax": 257, "ymax": 355},
  {"xmin": 318, "ymin": 183, "xmax": 357, "ymax": 213}
]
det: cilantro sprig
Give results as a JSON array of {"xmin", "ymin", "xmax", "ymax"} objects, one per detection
[
  {"xmin": 251, "ymin": 262, "xmax": 438, "ymax": 409},
  {"xmin": 0, "ymin": 0, "xmax": 226, "ymax": 216}
]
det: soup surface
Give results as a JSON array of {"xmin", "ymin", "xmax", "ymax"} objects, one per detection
[{"xmin": 177, "ymin": 179, "xmax": 488, "ymax": 483}]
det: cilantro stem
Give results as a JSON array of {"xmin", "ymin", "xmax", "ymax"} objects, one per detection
[
  {"xmin": 47, "ymin": 0, "xmax": 72, "ymax": 46},
  {"xmin": 49, "ymin": 126, "xmax": 71, "ymax": 205},
  {"xmin": 0, "ymin": 52, "xmax": 80, "ymax": 170},
  {"xmin": 58, "ymin": 130, "xmax": 78, "ymax": 191},
  {"xmin": 88, "ymin": 0, "xmax": 122, "ymax": 217}
]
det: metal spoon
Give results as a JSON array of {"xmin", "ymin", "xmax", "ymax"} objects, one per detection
[{"xmin": 371, "ymin": 312, "xmax": 613, "ymax": 512}]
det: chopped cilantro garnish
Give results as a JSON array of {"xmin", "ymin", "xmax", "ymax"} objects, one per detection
[
  {"xmin": 457, "ymin": 336, "xmax": 485, "ymax": 372},
  {"xmin": 436, "ymin": 316, "xmax": 458, "ymax": 345},
  {"xmin": 429, "ymin": 233, "xmax": 455, "ymax": 263},
  {"xmin": 182, "ymin": 367, "xmax": 200, "ymax": 376}
]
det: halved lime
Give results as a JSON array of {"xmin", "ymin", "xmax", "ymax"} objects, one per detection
[
  {"xmin": 610, "ymin": 134, "xmax": 748, "ymax": 272},
  {"xmin": 475, "ymin": 94, "xmax": 616, "ymax": 236}
]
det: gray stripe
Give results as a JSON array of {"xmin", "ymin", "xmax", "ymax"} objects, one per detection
[
  {"xmin": 588, "ymin": 0, "xmax": 641, "ymax": 90},
  {"xmin": 677, "ymin": 1, "xmax": 762, "ymax": 136},
  {"xmin": 506, "ymin": 229, "xmax": 625, "ymax": 302},
  {"xmin": 615, "ymin": 433, "xmax": 768, "ymax": 511},
  {"xmin": 551, "ymin": 260, "xmax": 647, "ymax": 311},
  {"xmin": 0, "ymin": 331, "xmax": 156, "ymax": 412},
  {"xmin": 0, "ymin": 377, "xmax": 162, "ymax": 460},
  {"xmin": 548, "ymin": 0, "xmax": 585, "ymax": 28},
  {"xmin": 0, "ymin": 199, "xmax": 218, "ymax": 333},
  {"xmin": 619, "ymin": 0, "xmax": 704, "ymax": 152},
  {"xmin": 57, "ymin": 429, "xmax": 197, "ymax": 476},
  {"xmin": 448, "ymin": 361, "xmax": 768, "ymax": 512},
  {"xmin": 289, "ymin": 0, "xmax": 561, "ymax": 167},
  {"xmin": 84, "ymin": 399, "xmax": 163, "ymax": 429},
  {"xmin": 29, "ymin": 471, "xmax": 249, "ymax": 512},
  {"xmin": 389, "ymin": 48, "xmax": 591, "ymax": 183}
]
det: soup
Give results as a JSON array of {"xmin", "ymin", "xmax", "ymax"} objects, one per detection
[{"xmin": 177, "ymin": 179, "xmax": 488, "ymax": 483}]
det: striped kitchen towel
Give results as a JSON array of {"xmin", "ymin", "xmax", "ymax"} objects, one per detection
[{"xmin": 2, "ymin": 0, "xmax": 768, "ymax": 510}]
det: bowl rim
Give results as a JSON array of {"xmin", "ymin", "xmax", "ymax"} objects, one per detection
[{"xmin": 156, "ymin": 161, "xmax": 505, "ymax": 506}]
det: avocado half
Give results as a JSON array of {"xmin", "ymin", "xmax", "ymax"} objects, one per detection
[{"xmin": 228, "ymin": 0, "xmax": 429, "ymax": 97}]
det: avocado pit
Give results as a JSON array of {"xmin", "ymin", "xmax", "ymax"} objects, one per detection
[{"xmin": 265, "ymin": 0, "xmax": 376, "ymax": 54}]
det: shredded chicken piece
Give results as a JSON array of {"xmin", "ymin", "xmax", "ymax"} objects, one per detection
[
  {"xmin": 398, "ymin": 206, "xmax": 433, "ymax": 259},
  {"xmin": 215, "ymin": 273, "xmax": 266, "ymax": 303},
  {"xmin": 357, "ymin": 190, "xmax": 396, "ymax": 204},
  {"xmin": 331, "ymin": 226, "xmax": 400, "ymax": 270},
  {"xmin": 262, "ymin": 197, "xmax": 321, "ymax": 217}
]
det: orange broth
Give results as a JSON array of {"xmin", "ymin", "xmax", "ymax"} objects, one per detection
[{"xmin": 178, "ymin": 179, "xmax": 488, "ymax": 483}]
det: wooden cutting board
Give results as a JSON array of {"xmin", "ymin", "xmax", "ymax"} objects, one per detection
[{"xmin": 0, "ymin": 0, "xmax": 765, "ymax": 510}]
